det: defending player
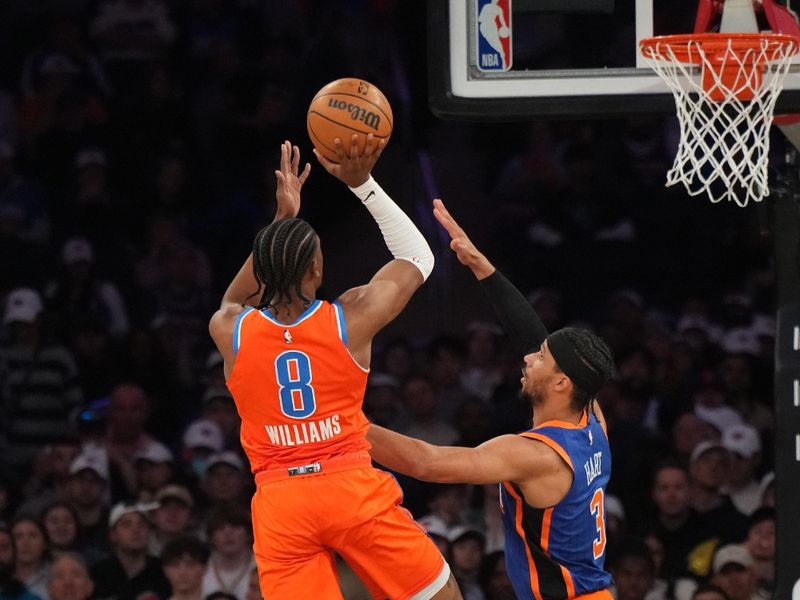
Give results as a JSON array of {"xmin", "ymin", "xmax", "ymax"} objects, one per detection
[
  {"xmin": 208, "ymin": 138, "xmax": 461, "ymax": 600},
  {"xmin": 367, "ymin": 199, "xmax": 616, "ymax": 600}
]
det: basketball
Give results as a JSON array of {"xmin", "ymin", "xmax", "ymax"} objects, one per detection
[{"xmin": 307, "ymin": 78, "xmax": 393, "ymax": 162}]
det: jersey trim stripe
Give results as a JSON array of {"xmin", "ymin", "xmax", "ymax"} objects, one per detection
[
  {"xmin": 506, "ymin": 481, "xmax": 572, "ymax": 599},
  {"xmin": 257, "ymin": 299, "xmax": 322, "ymax": 327},
  {"xmin": 540, "ymin": 508, "xmax": 553, "ymax": 553},
  {"xmin": 560, "ymin": 565, "xmax": 575, "ymax": 598},
  {"xmin": 534, "ymin": 411, "xmax": 589, "ymax": 430},
  {"xmin": 233, "ymin": 307, "xmax": 255, "ymax": 356},
  {"xmin": 504, "ymin": 482, "xmax": 544, "ymax": 600},
  {"xmin": 519, "ymin": 432, "xmax": 574, "ymax": 472},
  {"xmin": 332, "ymin": 300, "xmax": 347, "ymax": 344}
]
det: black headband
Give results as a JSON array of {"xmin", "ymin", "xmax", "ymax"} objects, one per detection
[{"xmin": 546, "ymin": 330, "xmax": 606, "ymax": 395}]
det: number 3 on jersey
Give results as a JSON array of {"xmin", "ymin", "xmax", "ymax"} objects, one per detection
[
  {"xmin": 590, "ymin": 488, "xmax": 607, "ymax": 560},
  {"xmin": 274, "ymin": 351, "xmax": 317, "ymax": 418}
]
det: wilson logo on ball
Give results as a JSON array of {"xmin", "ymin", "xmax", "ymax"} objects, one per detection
[
  {"xmin": 326, "ymin": 99, "xmax": 381, "ymax": 130},
  {"xmin": 307, "ymin": 77, "xmax": 393, "ymax": 162}
]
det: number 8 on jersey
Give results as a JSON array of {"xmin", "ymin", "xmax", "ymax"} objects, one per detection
[{"xmin": 275, "ymin": 350, "xmax": 317, "ymax": 418}]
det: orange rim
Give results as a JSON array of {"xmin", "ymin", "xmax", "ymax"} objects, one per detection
[{"xmin": 640, "ymin": 32, "xmax": 800, "ymax": 66}]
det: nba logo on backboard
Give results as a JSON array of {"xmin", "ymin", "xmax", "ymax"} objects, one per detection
[{"xmin": 477, "ymin": 0, "xmax": 512, "ymax": 72}]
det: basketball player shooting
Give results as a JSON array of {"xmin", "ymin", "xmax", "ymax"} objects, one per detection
[
  {"xmin": 367, "ymin": 199, "xmax": 616, "ymax": 600},
  {"xmin": 208, "ymin": 137, "xmax": 461, "ymax": 599}
]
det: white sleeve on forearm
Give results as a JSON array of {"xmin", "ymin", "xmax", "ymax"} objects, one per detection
[{"xmin": 349, "ymin": 176, "xmax": 435, "ymax": 281}]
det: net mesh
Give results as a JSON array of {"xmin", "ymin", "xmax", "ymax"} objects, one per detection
[{"xmin": 640, "ymin": 34, "xmax": 800, "ymax": 206}]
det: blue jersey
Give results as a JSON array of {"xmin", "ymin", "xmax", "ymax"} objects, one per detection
[{"xmin": 499, "ymin": 411, "xmax": 612, "ymax": 600}]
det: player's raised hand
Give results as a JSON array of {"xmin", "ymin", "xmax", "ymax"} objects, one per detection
[
  {"xmin": 275, "ymin": 140, "xmax": 311, "ymax": 219},
  {"xmin": 313, "ymin": 133, "xmax": 385, "ymax": 188},
  {"xmin": 433, "ymin": 198, "xmax": 495, "ymax": 279}
]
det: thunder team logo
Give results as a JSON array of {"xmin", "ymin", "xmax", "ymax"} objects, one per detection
[{"xmin": 477, "ymin": 0, "xmax": 512, "ymax": 72}]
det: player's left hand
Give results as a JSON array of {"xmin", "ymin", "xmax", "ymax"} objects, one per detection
[
  {"xmin": 314, "ymin": 133, "xmax": 385, "ymax": 188},
  {"xmin": 434, "ymin": 198, "xmax": 495, "ymax": 280},
  {"xmin": 275, "ymin": 140, "xmax": 311, "ymax": 219}
]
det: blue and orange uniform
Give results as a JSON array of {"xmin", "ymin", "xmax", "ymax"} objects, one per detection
[
  {"xmin": 226, "ymin": 299, "xmax": 448, "ymax": 599},
  {"xmin": 500, "ymin": 410, "xmax": 613, "ymax": 600}
]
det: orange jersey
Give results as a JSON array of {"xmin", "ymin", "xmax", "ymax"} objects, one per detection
[{"xmin": 226, "ymin": 300, "xmax": 370, "ymax": 473}]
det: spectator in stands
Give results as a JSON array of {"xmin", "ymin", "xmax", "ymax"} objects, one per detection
[
  {"xmin": 18, "ymin": 54, "xmax": 105, "ymax": 142},
  {"xmin": 161, "ymin": 536, "xmax": 209, "ymax": 600},
  {"xmin": 90, "ymin": 0, "xmax": 176, "ymax": 100},
  {"xmin": 643, "ymin": 534, "xmax": 668, "ymax": 600},
  {"xmin": 743, "ymin": 508, "xmax": 774, "ymax": 599},
  {"xmin": 692, "ymin": 584, "xmax": 730, "ymax": 600},
  {"xmin": 448, "ymin": 526, "xmax": 486, "ymax": 600},
  {"xmin": 104, "ymin": 383, "xmax": 158, "ymax": 496},
  {"xmin": 201, "ymin": 508, "xmax": 255, "ymax": 600},
  {"xmin": 45, "ymin": 236, "xmax": 129, "ymax": 339},
  {"xmin": 69, "ymin": 317, "xmax": 122, "ymax": 405},
  {"xmin": 427, "ymin": 335, "xmax": 473, "ymax": 419},
  {"xmin": 0, "ymin": 523, "xmax": 40, "ymax": 600},
  {"xmin": 605, "ymin": 494, "xmax": 626, "ymax": 539},
  {"xmin": 477, "ymin": 484, "xmax": 504, "ymax": 555},
  {"xmin": 380, "ymin": 337, "xmax": 414, "ymax": 383},
  {"xmin": 244, "ymin": 566, "xmax": 262, "ymax": 600},
  {"xmin": 64, "ymin": 452, "xmax": 110, "ymax": 558},
  {"xmin": 0, "ymin": 287, "xmax": 82, "ymax": 474},
  {"xmin": 90, "ymin": 502, "xmax": 169, "ymax": 600},
  {"xmin": 63, "ymin": 148, "xmax": 122, "ymax": 259},
  {"xmin": 202, "ymin": 351, "xmax": 225, "ymax": 391},
  {"xmin": 0, "ymin": 139, "xmax": 49, "ymax": 249},
  {"xmin": 0, "ymin": 467, "xmax": 20, "ymax": 523},
  {"xmin": 419, "ymin": 484, "xmax": 473, "ymax": 535},
  {"xmin": 401, "ymin": 374, "xmax": 458, "ymax": 446},
  {"xmin": 710, "ymin": 545, "xmax": 762, "ymax": 600},
  {"xmin": 757, "ymin": 473, "xmax": 774, "ymax": 508},
  {"xmin": 20, "ymin": 436, "xmax": 81, "ymax": 516},
  {"xmin": 672, "ymin": 413, "xmax": 718, "ymax": 460},
  {"xmin": 460, "ymin": 321, "xmax": 504, "ymax": 401},
  {"xmin": 688, "ymin": 440, "xmax": 731, "ymax": 514},
  {"xmin": 201, "ymin": 453, "xmax": 247, "ymax": 512},
  {"xmin": 205, "ymin": 593, "xmax": 236, "ymax": 600},
  {"xmin": 648, "ymin": 461, "xmax": 709, "ymax": 581},
  {"xmin": 199, "ymin": 388, "xmax": 240, "ymax": 450},
  {"xmin": 46, "ymin": 553, "xmax": 93, "ymax": 600},
  {"xmin": 688, "ymin": 441, "xmax": 748, "ymax": 543},
  {"xmin": 150, "ymin": 485, "xmax": 196, "ymax": 557},
  {"xmin": 11, "ymin": 516, "xmax": 50, "ymax": 600},
  {"xmin": 134, "ymin": 441, "xmax": 176, "ymax": 502},
  {"xmin": 362, "ymin": 373, "xmax": 405, "ymax": 431},
  {"xmin": 721, "ymin": 425, "xmax": 762, "ymax": 515},
  {"xmin": 609, "ymin": 537, "xmax": 663, "ymax": 600},
  {"xmin": 718, "ymin": 353, "xmax": 772, "ymax": 435},
  {"xmin": 452, "ymin": 397, "xmax": 492, "ymax": 448},
  {"xmin": 20, "ymin": 15, "xmax": 111, "ymax": 101},
  {"xmin": 478, "ymin": 551, "xmax": 514, "ymax": 600},
  {"xmin": 39, "ymin": 503, "xmax": 80, "ymax": 557},
  {"xmin": 181, "ymin": 420, "xmax": 223, "ymax": 482},
  {"xmin": 692, "ymin": 371, "xmax": 743, "ymax": 438}
]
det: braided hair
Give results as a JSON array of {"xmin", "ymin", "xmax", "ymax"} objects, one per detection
[
  {"xmin": 251, "ymin": 218, "xmax": 319, "ymax": 310},
  {"xmin": 556, "ymin": 327, "xmax": 615, "ymax": 411}
]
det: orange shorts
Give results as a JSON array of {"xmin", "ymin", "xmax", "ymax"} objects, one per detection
[
  {"xmin": 251, "ymin": 454, "xmax": 448, "ymax": 599},
  {"xmin": 574, "ymin": 590, "xmax": 613, "ymax": 600}
]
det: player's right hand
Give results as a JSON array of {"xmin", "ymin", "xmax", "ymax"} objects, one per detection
[
  {"xmin": 275, "ymin": 140, "xmax": 310, "ymax": 219},
  {"xmin": 433, "ymin": 198, "xmax": 495, "ymax": 279},
  {"xmin": 313, "ymin": 133, "xmax": 385, "ymax": 188}
]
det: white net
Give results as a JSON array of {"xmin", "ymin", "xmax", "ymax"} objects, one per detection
[{"xmin": 640, "ymin": 34, "xmax": 800, "ymax": 206}]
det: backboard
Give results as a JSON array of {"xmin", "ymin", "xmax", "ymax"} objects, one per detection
[{"xmin": 428, "ymin": 0, "xmax": 800, "ymax": 119}]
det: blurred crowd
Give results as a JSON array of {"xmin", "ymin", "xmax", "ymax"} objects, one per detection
[{"xmin": 0, "ymin": 2, "xmax": 782, "ymax": 600}]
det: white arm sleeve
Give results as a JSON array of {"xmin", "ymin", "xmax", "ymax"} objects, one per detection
[{"xmin": 349, "ymin": 176, "xmax": 435, "ymax": 281}]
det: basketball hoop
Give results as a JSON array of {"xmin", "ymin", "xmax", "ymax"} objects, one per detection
[{"xmin": 640, "ymin": 33, "xmax": 800, "ymax": 206}]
